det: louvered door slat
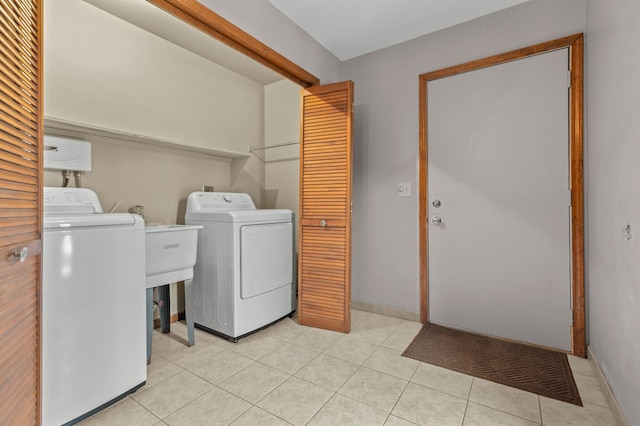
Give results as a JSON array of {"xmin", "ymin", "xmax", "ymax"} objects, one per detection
[
  {"xmin": 0, "ymin": 19, "xmax": 39, "ymax": 69},
  {"xmin": 303, "ymin": 177, "xmax": 348, "ymax": 184},
  {"xmin": 0, "ymin": 157, "xmax": 37, "ymax": 176},
  {"xmin": 0, "ymin": 92, "xmax": 37, "ymax": 123},
  {"xmin": 0, "ymin": 15, "xmax": 36, "ymax": 61},
  {"xmin": 0, "ymin": 0, "xmax": 41, "ymax": 424},
  {"xmin": 298, "ymin": 81, "xmax": 353, "ymax": 333},
  {"xmin": 0, "ymin": 166, "xmax": 36, "ymax": 184},
  {"xmin": 304, "ymin": 132, "xmax": 348, "ymax": 139},
  {"xmin": 0, "ymin": 70, "xmax": 36, "ymax": 111},
  {"xmin": 0, "ymin": 150, "xmax": 37, "ymax": 171},
  {"xmin": 0, "ymin": 128, "xmax": 36, "ymax": 153},
  {"xmin": 0, "ymin": 38, "xmax": 37, "ymax": 86},
  {"xmin": 0, "ymin": 0, "xmax": 37, "ymax": 35},
  {"xmin": 0, "ymin": 110, "xmax": 36, "ymax": 140}
]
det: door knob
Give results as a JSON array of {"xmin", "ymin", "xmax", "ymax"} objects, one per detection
[
  {"xmin": 8, "ymin": 247, "xmax": 28, "ymax": 263},
  {"xmin": 319, "ymin": 220, "xmax": 327, "ymax": 227},
  {"xmin": 430, "ymin": 216, "xmax": 442, "ymax": 225}
]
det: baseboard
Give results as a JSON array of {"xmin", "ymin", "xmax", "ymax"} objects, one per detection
[
  {"xmin": 587, "ymin": 346, "xmax": 629, "ymax": 426},
  {"xmin": 153, "ymin": 311, "xmax": 185, "ymax": 329},
  {"xmin": 351, "ymin": 301, "xmax": 420, "ymax": 322}
]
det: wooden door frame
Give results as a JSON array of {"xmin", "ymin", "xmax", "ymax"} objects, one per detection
[{"xmin": 418, "ymin": 34, "xmax": 585, "ymax": 357}]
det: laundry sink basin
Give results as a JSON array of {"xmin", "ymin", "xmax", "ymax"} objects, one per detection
[{"xmin": 145, "ymin": 224, "xmax": 202, "ymax": 288}]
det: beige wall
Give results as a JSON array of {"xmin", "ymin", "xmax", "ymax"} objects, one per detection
[
  {"xmin": 43, "ymin": 0, "xmax": 281, "ymax": 316},
  {"xmin": 44, "ymin": 0, "xmax": 266, "ymax": 206},
  {"xmin": 264, "ymin": 80, "xmax": 301, "ymax": 220},
  {"xmin": 43, "ymin": 139, "xmax": 231, "ymax": 223}
]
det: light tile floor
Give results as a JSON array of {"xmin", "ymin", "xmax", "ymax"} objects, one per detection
[{"xmin": 79, "ymin": 310, "xmax": 619, "ymax": 426}]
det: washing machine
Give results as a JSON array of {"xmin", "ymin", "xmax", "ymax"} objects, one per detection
[
  {"xmin": 42, "ymin": 188, "xmax": 146, "ymax": 425},
  {"xmin": 186, "ymin": 192, "xmax": 295, "ymax": 341}
]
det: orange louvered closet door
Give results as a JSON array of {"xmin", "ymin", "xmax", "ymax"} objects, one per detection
[
  {"xmin": 298, "ymin": 81, "xmax": 353, "ymax": 333},
  {"xmin": 0, "ymin": 0, "xmax": 43, "ymax": 424}
]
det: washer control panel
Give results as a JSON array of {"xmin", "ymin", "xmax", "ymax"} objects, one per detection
[{"xmin": 43, "ymin": 187, "xmax": 103, "ymax": 214}]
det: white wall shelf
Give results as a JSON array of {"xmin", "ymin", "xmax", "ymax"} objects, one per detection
[{"xmin": 44, "ymin": 117, "xmax": 250, "ymax": 161}]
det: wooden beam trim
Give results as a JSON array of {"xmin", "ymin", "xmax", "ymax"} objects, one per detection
[{"xmin": 147, "ymin": 0, "xmax": 319, "ymax": 87}]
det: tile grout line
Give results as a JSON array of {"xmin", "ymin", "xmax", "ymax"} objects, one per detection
[
  {"xmin": 384, "ymin": 361, "xmax": 423, "ymax": 424},
  {"xmin": 379, "ymin": 333, "xmax": 419, "ymax": 423},
  {"xmin": 130, "ymin": 396, "xmax": 163, "ymax": 423},
  {"xmin": 329, "ymin": 327, "xmax": 408, "ymax": 418},
  {"xmin": 460, "ymin": 399, "xmax": 470, "ymax": 426},
  {"xmin": 467, "ymin": 375, "xmax": 549, "ymax": 424},
  {"xmin": 302, "ymin": 388, "xmax": 339, "ymax": 425}
]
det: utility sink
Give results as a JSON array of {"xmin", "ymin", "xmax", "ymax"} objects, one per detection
[
  {"xmin": 145, "ymin": 224, "xmax": 203, "ymax": 362},
  {"xmin": 144, "ymin": 224, "xmax": 202, "ymax": 288}
]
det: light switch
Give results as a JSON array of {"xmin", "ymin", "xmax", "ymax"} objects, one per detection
[{"xmin": 397, "ymin": 182, "xmax": 411, "ymax": 197}]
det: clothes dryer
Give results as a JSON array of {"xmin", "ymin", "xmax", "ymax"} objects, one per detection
[{"xmin": 186, "ymin": 192, "xmax": 295, "ymax": 341}]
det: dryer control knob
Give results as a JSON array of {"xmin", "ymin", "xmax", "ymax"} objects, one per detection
[{"xmin": 223, "ymin": 194, "xmax": 232, "ymax": 202}]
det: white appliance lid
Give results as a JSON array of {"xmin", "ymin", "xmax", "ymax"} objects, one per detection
[
  {"xmin": 43, "ymin": 187, "xmax": 140, "ymax": 229},
  {"xmin": 44, "ymin": 213, "xmax": 138, "ymax": 229}
]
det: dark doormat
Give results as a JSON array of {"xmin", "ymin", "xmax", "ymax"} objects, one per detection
[{"xmin": 402, "ymin": 322, "xmax": 582, "ymax": 406}]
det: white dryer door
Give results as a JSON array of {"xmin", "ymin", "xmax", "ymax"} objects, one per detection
[{"xmin": 240, "ymin": 222, "xmax": 293, "ymax": 299}]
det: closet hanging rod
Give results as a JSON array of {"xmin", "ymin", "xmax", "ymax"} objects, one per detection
[{"xmin": 248, "ymin": 141, "xmax": 299, "ymax": 152}]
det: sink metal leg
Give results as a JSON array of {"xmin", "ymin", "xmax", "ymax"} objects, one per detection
[
  {"xmin": 158, "ymin": 284, "xmax": 170, "ymax": 333},
  {"xmin": 146, "ymin": 288, "xmax": 153, "ymax": 364},
  {"xmin": 184, "ymin": 278, "xmax": 195, "ymax": 347}
]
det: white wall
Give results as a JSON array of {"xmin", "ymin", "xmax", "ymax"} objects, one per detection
[
  {"xmin": 44, "ymin": 0, "xmax": 265, "ymax": 206},
  {"xmin": 198, "ymin": 0, "xmax": 341, "ymax": 85},
  {"xmin": 340, "ymin": 0, "xmax": 587, "ymax": 313},
  {"xmin": 586, "ymin": 1, "xmax": 640, "ymax": 424}
]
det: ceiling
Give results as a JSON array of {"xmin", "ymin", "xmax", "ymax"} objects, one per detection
[
  {"xmin": 268, "ymin": 0, "xmax": 530, "ymax": 60},
  {"xmin": 85, "ymin": 0, "xmax": 530, "ymax": 85}
]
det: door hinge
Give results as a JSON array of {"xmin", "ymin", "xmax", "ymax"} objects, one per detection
[{"xmin": 567, "ymin": 70, "xmax": 572, "ymax": 88}]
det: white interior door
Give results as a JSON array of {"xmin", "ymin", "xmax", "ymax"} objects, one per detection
[{"xmin": 427, "ymin": 48, "xmax": 572, "ymax": 351}]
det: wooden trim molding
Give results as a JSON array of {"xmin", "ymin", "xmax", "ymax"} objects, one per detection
[
  {"xmin": 569, "ymin": 34, "xmax": 586, "ymax": 358},
  {"xmin": 418, "ymin": 34, "xmax": 586, "ymax": 357},
  {"xmin": 147, "ymin": 0, "xmax": 320, "ymax": 87}
]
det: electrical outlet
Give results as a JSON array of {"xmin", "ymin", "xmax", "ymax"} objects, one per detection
[{"xmin": 398, "ymin": 182, "xmax": 411, "ymax": 197}]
